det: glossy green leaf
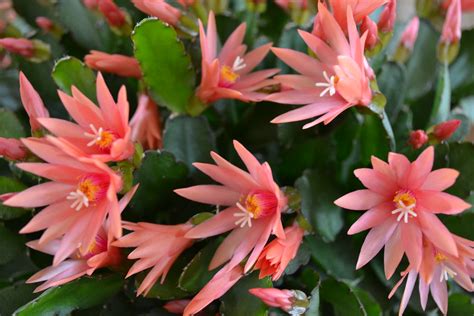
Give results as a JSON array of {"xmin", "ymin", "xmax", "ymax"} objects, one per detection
[
  {"xmin": 448, "ymin": 293, "xmax": 474, "ymax": 316},
  {"xmin": 14, "ymin": 274, "xmax": 123, "ymax": 316},
  {"xmin": 320, "ymin": 279, "xmax": 366, "ymax": 316},
  {"xmin": 12, "ymin": 0, "xmax": 56, "ymax": 26},
  {"xmin": 133, "ymin": 19, "xmax": 196, "ymax": 114},
  {"xmin": 0, "ymin": 177, "xmax": 28, "ymax": 220},
  {"xmin": 0, "ymin": 109, "xmax": 26, "ymax": 138},
  {"xmin": 429, "ymin": 63, "xmax": 451, "ymax": 126},
  {"xmin": 0, "ymin": 226, "xmax": 25, "ymax": 265},
  {"xmin": 353, "ymin": 288, "xmax": 382, "ymax": 316},
  {"xmin": 305, "ymin": 274, "xmax": 321, "ymax": 316},
  {"xmin": 377, "ymin": 62, "xmax": 407, "ymax": 122},
  {"xmin": 131, "ymin": 151, "xmax": 188, "ymax": 213},
  {"xmin": 360, "ymin": 113, "xmax": 391, "ymax": 164},
  {"xmin": 295, "ymin": 170, "xmax": 343, "ymax": 242},
  {"xmin": 0, "ymin": 69, "xmax": 21, "ymax": 111},
  {"xmin": 220, "ymin": 272, "xmax": 271, "ymax": 316},
  {"xmin": 0, "ymin": 283, "xmax": 37, "ymax": 316},
  {"xmin": 163, "ymin": 115, "xmax": 216, "ymax": 174},
  {"xmin": 52, "ymin": 56, "xmax": 97, "ymax": 102},
  {"xmin": 450, "ymin": 29, "xmax": 474, "ymax": 101}
]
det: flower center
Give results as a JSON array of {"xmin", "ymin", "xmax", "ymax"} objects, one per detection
[
  {"xmin": 234, "ymin": 190, "xmax": 278, "ymax": 228},
  {"xmin": 66, "ymin": 174, "xmax": 108, "ymax": 211},
  {"xmin": 75, "ymin": 232, "xmax": 107, "ymax": 259},
  {"xmin": 84, "ymin": 124, "xmax": 116, "ymax": 149},
  {"xmin": 435, "ymin": 253, "xmax": 457, "ymax": 282},
  {"xmin": 219, "ymin": 66, "xmax": 240, "ymax": 87},
  {"xmin": 315, "ymin": 71, "xmax": 339, "ymax": 97},
  {"xmin": 391, "ymin": 190, "xmax": 417, "ymax": 223}
]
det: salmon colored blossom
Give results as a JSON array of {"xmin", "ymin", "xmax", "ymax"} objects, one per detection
[
  {"xmin": 378, "ymin": 0, "xmax": 397, "ymax": 33},
  {"xmin": 3, "ymin": 138, "xmax": 127, "ymax": 265},
  {"xmin": 183, "ymin": 264, "xmax": 244, "ymax": 316},
  {"xmin": 0, "ymin": 137, "xmax": 27, "ymax": 160},
  {"xmin": 98, "ymin": 0, "xmax": 127, "ymax": 27},
  {"xmin": 328, "ymin": 0, "xmax": 388, "ymax": 32},
  {"xmin": 334, "ymin": 147, "xmax": 471, "ymax": 277},
  {"xmin": 196, "ymin": 11, "xmax": 279, "ymax": 104},
  {"xmin": 400, "ymin": 17, "xmax": 420, "ymax": 50},
  {"xmin": 129, "ymin": 94, "xmax": 162, "ymax": 150},
  {"xmin": 255, "ymin": 223, "xmax": 304, "ymax": 281},
  {"xmin": 132, "ymin": 0, "xmax": 181, "ymax": 26},
  {"xmin": 19, "ymin": 72, "xmax": 50, "ymax": 133},
  {"xmin": 268, "ymin": 4, "xmax": 372, "ymax": 128},
  {"xmin": 26, "ymin": 226, "xmax": 122, "ymax": 292},
  {"xmin": 113, "ymin": 222, "xmax": 194, "ymax": 296},
  {"xmin": 440, "ymin": 0, "xmax": 462, "ymax": 44},
  {"xmin": 84, "ymin": 51, "xmax": 141, "ymax": 78},
  {"xmin": 249, "ymin": 288, "xmax": 303, "ymax": 313},
  {"xmin": 175, "ymin": 140, "xmax": 287, "ymax": 273},
  {"xmin": 0, "ymin": 38, "xmax": 34, "ymax": 57},
  {"xmin": 432, "ymin": 119, "xmax": 461, "ymax": 141},
  {"xmin": 389, "ymin": 235, "xmax": 474, "ymax": 315},
  {"xmin": 38, "ymin": 72, "xmax": 134, "ymax": 162}
]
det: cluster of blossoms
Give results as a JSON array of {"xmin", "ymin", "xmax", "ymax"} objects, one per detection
[{"xmin": 0, "ymin": 0, "xmax": 473, "ymax": 315}]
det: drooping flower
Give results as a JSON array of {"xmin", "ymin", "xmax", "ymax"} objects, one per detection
[
  {"xmin": 408, "ymin": 130, "xmax": 428, "ymax": 149},
  {"xmin": 267, "ymin": 4, "xmax": 372, "ymax": 128},
  {"xmin": 432, "ymin": 119, "xmax": 461, "ymax": 142},
  {"xmin": 3, "ymin": 138, "xmax": 127, "ymax": 265},
  {"xmin": 84, "ymin": 51, "xmax": 141, "ymax": 78},
  {"xmin": 378, "ymin": 0, "xmax": 397, "ymax": 33},
  {"xmin": 0, "ymin": 38, "xmax": 34, "ymax": 58},
  {"xmin": 255, "ymin": 223, "xmax": 304, "ymax": 281},
  {"xmin": 37, "ymin": 72, "xmax": 134, "ymax": 162},
  {"xmin": 328, "ymin": 0, "xmax": 388, "ymax": 32},
  {"xmin": 196, "ymin": 11, "xmax": 279, "ymax": 104},
  {"xmin": 98, "ymin": 0, "xmax": 127, "ymax": 27},
  {"xmin": 163, "ymin": 300, "xmax": 191, "ymax": 314},
  {"xmin": 389, "ymin": 235, "xmax": 474, "ymax": 315},
  {"xmin": 129, "ymin": 94, "xmax": 162, "ymax": 150},
  {"xmin": 132, "ymin": 0, "xmax": 181, "ymax": 26},
  {"xmin": 19, "ymin": 71, "xmax": 50, "ymax": 133},
  {"xmin": 249, "ymin": 288, "xmax": 309, "ymax": 315},
  {"xmin": 26, "ymin": 225, "xmax": 122, "ymax": 292},
  {"xmin": 399, "ymin": 17, "xmax": 420, "ymax": 51},
  {"xmin": 334, "ymin": 147, "xmax": 471, "ymax": 277},
  {"xmin": 183, "ymin": 264, "xmax": 244, "ymax": 316},
  {"xmin": 175, "ymin": 140, "xmax": 286, "ymax": 272},
  {"xmin": 0, "ymin": 137, "xmax": 27, "ymax": 160},
  {"xmin": 113, "ymin": 222, "xmax": 194, "ymax": 296}
]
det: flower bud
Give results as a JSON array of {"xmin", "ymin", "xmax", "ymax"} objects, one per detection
[
  {"xmin": 249, "ymin": 288, "xmax": 309, "ymax": 315},
  {"xmin": 84, "ymin": 50, "xmax": 142, "ymax": 78},
  {"xmin": 393, "ymin": 17, "xmax": 419, "ymax": 63},
  {"xmin": 98, "ymin": 0, "xmax": 127, "ymax": 27},
  {"xmin": 408, "ymin": 130, "xmax": 428, "ymax": 149},
  {"xmin": 378, "ymin": 0, "xmax": 397, "ymax": 33},
  {"xmin": 438, "ymin": 0, "xmax": 461, "ymax": 64},
  {"xmin": 432, "ymin": 119, "xmax": 461, "ymax": 142},
  {"xmin": 361, "ymin": 16, "xmax": 379, "ymax": 52},
  {"xmin": 35, "ymin": 17, "xmax": 54, "ymax": 33},
  {"xmin": 0, "ymin": 37, "xmax": 51, "ymax": 62},
  {"xmin": 0, "ymin": 137, "xmax": 27, "ymax": 160}
]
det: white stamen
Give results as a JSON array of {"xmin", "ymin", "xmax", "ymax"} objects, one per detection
[
  {"xmin": 232, "ymin": 56, "xmax": 246, "ymax": 72},
  {"xmin": 66, "ymin": 189, "xmax": 89, "ymax": 211},
  {"xmin": 391, "ymin": 200, "xmax": 417, "ymax": 223},
  {"xmin": 234, "ymin": 202, "xmax": 254, "ymax": 228},
  {"xmin": 440, "ymin": 265, "xmax": 457, "ymax": 282},
  {"xmin": 315, "ymin": 71, "xmax": 337, "ymax": 97},
  {"xmin": 84, "ymin": 124, "xmax": 104, "ymax": 147}
]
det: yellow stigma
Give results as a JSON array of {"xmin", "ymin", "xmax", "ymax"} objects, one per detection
[
  {"xmin": 244, "ymin": 195, "xmax": 262, "ymax": 218},
  {"xmin": 393, "ymin": 192, "xmax": 416, "ymax": 206},
  {"xmin": 435, "ymin": 252, "xmax": 447, "ymax": 263},
  {"xmin": 95, "ymin": 130, "xmax": 115, "ymax": 149},
  {"xmin": 220, "ymin": 66, "xmax": 239, "ymax": 85},
  {"xmin": 78, "ymin": 179, "xmax": 100, "ymax": 202}
]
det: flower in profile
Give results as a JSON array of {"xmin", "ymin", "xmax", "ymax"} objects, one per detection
[
  {"xmin": 249, "ymin": 288, "xmax": 309, "ymax": 315},
  {"xmin": 400, "ymin": 17, "xmax": 420, "ymax": 51},
  {"xmin": 84, "ymin": 51, "xmax": 141, "ymax": 78},
  {"xmin": 163, "ymin": 300, "xmax": 191, "ymax": 314},
  {"xmin": 129, "ymin": 94, "xmax": 162, "ymax": 150},
  {"xmin": 268, "ymin": 4, "xmax": 372, "ymax": 128},
  {"xmin": 328, "ymin": 0, "xmax": 388, "ymax": 32},
  {"xmin": 113, "ymin": 222, "xmax": 194, "ymax": 296},
  {"xmin": 3, "ymin": 138, "xmax": 127, "ymax": 265},
  {"xmin": 432, "ymin": 119, "xmax": 461, "ymax": 142},
  {"xmin": 389, "ymin": 235, "xmax": 474, "ymax": 315},
  {"xmin": 19, "ymin": 72, "xmax": 50, "ymax": 133},
  {"xmin": 255, "ymin": 223, "xmax": 304, "ymax": 281},
  {"xmin": 183, "ymin": 264, "xmax": 244, "ymax": 316},
  {"xmin": 0, "ymin": 38, "xmax": 34, "ymax": 58},
  {"xmin": 378, "ymin": 0, "xmax": 397, "ymax": 33},
  {"xmin": 132, "ymin": 0, "xmax": 181, "ymax": 26},
  {"xmin": 360, "ymin": 16, "xmax": 379, "ymax": 50},
  {"xmin": 37, "ymin": 72, "xmax": 134, "ymax": 162},
  {"xmin": 441, "ymin": 0, "xmax": 462, "ymax": 44},
  {"xmin": 26, "ymin": 225, "xmax": 122, "ymax": 292},
  {"xmin": 334, "ymin": 147, "xmax": 471, "ymax": 277},
  {"xmin": 175, "ymin": 140, "xmax": 286, "ymax": 273},
  {"xmin": 196, "ymin": 11, "xmax": 279, "ymax": 104},
  {"xmin": 0, "ymin": 137, "xmax": 27, "ymax": 160},
  {"xmin": 408, "ymin": 130, "xmax": 428, "ymax": 149},
  {"xmin": 98, "ymin": 0, "xmax": 127, "ymax": 27}
]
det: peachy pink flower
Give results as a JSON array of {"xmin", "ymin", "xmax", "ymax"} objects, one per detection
[
  {"xmin": 334, "ymin": 147, "xmax": 471, "ymax": 277},
  {"xmin": 400, "ymin": 17, "xmax": 420, "ymax": 50},
  {"xmin": 183, "ymin": 264, "xmax": 244, "ymax": 316},
  {"xmin": 19, "ymin": 71, "xmax": 50, "ymax": 133},
  {"xmin": 26, "ymin": 225, "xmax": 122, "ymax": 292},
  {"xmin": 378, "ymin": 0, "xmax": 397, "ymax": 33},
  {"xmin": 389, "ymin": 235, "xmax": 473, "ymax": 315},
  {"xmin": 129, "ymin": 94, "xmax": 162, "ymax": 150},
  {"xmin": 3, "ymin": 138, "xmax": 129, "ymax": 265},
  {"xmin": 440, "ymin": 0, "xmax": 462, "ymax": 44},
  {"xmin": 37, "ymin": 72, "xmax": 134, "ymax": 162},
  {"xmin": 132, "ymin": 0, "xmax": 181, "ymax": 26},
  {"xmin": 0, "ymin": 38, "xmax": 34, "ymax": 57},
  {"xmin": 0, "ymin": 137, "xmax": 27, "ymax": 160},
  {"xmin": 84, "ymin": 51, "xmax": 141, "ymax": 78},
  {"xmin": 254, "ymin": 223, "xmax": 304, "ymax": 281},
  {"xmin": 196, "ymin": 11, "xmax": 279, "ymax": 104},
  {"xmin": 113, "ymin": 221, "xmax": 194, "ymax": 296},
  {"xmin": 328, "ymin": 0, "xmax": 388, "ymax": 32},
  {"xmin": 432, "ymin": 119, "xmax": 461, "ymax": 141},
  {"xmin": 249, "ymin": 288, "xmax": 295, "ymax": 312},
  {"xmin": 175, "ymin": 140, "xmax": 287, "ymax": 273},
  {"xmin": 267, "ymin": 4, "xmax": 372, "ymax": 128}
]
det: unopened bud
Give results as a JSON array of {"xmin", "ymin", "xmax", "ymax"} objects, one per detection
[
  {"xmin": 409, "ymin": 130, "xmax": 429, "ymax": 149},
  {"xmin": 393, "ymin": 17, "xmax": 419, "ymax": 63},
  {"xmin": 438, "ymin": 0, "xmax": 461, "ymax": 64},
  {"xmin": 431, "ymin": 119, "xmax": 461, "ymax": 142}
]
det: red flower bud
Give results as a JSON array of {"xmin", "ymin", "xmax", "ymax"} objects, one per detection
[
  {"xmin": 432, "ymin": 119, "xmax": 461, "ymax": 141},
  {"xmin": 409, "ymin": 130, "xmax": 428, "ymax": 149}
]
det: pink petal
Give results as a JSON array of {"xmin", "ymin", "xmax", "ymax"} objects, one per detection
[
  {"xmin": 4, "ymin": 182, "xmax": 73, "ymax": 208},
  {"xmin": 219, "ymin": 23, "xmax": 246, "ymax": 66},
  {"xmin": 96, "ymin": 73, "xmax": 122, "ymax": 134},
  {"xmin": 232, "ymin": 140, "xmax": 261, "ymax": 180},
  {"xmin": 185, "ymin": 207, "xmax": 237, "ymax": 239},
  {"xmin": 399, "ymin": 270, "xmax": 418, "ymax": 316},
  {"xmin": 418, "ymin": 210, "xmax": 458, "ymax": 256},
  {"xmin": 271, "ymin": 47, "xmax": 324, "ymax": 79},
  {"xmin": 193, "ymin": 162, "xmax": 256, "ymax": 193},
  {"xmin": 297, "ymin": 30, "xmax": 337, "ymax": 65},
  {"xmin": 420, "ymin": 168, "xmax": 459, "ymax": 191},
  {"xmin": 334, "ymin": 189, "xmax": 387, "ymax": 211},
  {"xmin": 354, "ymin": 168, "xmax": 397, "ymax": 196},
  {"xmin": 407, "ymin": 146, "xmax": 434, "ymax": 189},
  {"xmin": 419, "ymin": 279, "xmax": 429, "ymax": 310},
  {"xmin": 384, "ymin": 226, "xmax": 404, "ymax": 279},
  {"xmin": 388, "ymin": 152, "xmax": 411, "ymax": 188},
  {"xmin": 430, "ymin": 275, "xmax": 448, "ymax": 315},
  {"xmin": 266, "ymin": 89, "xmax": 323, "ymax": 105},
  {"xmin": 38, "ymin": 118, "xmax": 85, "ymax": 138},
  {"xmin": 271, "ymin": 99, "xmax": 345, "ymax": 124},
  {"xmin": 317, "ymin": 2, "xmax": 351, "ymax": 55},
  {"xmin": 240, "ymin": 43, "xmax": 273, "ymax": 75},
  {"xmin": 232, "ymin": 69, "xmax": 279, "ymax": 90},
  {"xmin": 16, "ymin": 162, "xmax": 84, "ymax": 184},
  {"xmin": 174, "ymin": 185, "xmax": 240, "ymax": 206},
  {"xmin": 401, "ymin": 221, "xmax": 422, "ymax": 271},
  {"xmin": 20, "ymin": 200, "xmax": 74, "ymax": 233},
  {"xmin": 210, "ymin": 226, "xmax": 251, "ymax": 270},
  {"xmin": 347, "ymin": 202, "xmax": 392, "ymax": 235},
  {"xmin": 58, "ymin": 90, "xmax": 103, "ymax": 129},
  {"xmin": 417, "ymin": 191, "xmax": 471, "ymax": 214}
]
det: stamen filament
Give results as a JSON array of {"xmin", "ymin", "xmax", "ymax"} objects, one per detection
[{"xmin": 315, "ymin": 71, "xmax": 337, "ymax": 97}]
